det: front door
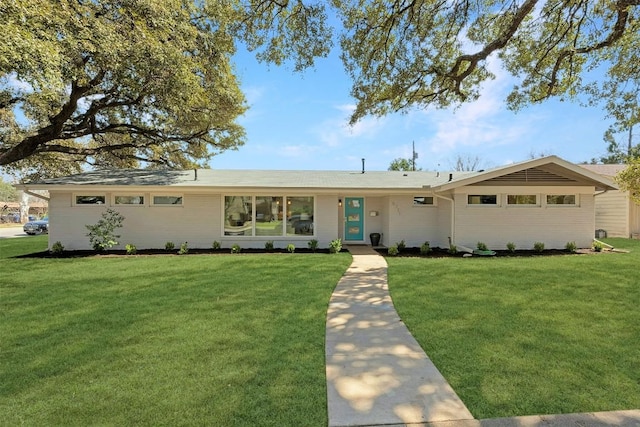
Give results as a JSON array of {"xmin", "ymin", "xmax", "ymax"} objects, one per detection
[{"xmin": 344, "ymin": 197, "xmax": 364, "ymax": 241}]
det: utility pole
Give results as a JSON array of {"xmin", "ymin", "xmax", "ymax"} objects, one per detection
[{"xmin": 412, "ymin": 141, "xmax": 418, "ymax": 171}]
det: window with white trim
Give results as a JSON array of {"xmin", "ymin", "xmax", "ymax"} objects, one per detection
[
  {"xmin": 468, "ymin": 194, "xmax": 498, "ymax": 205},
  {"xmin": 547, "ymin": 195, "xmax": 577, "ymax": 205},
  {"xmin": 223, "ymin": 196, "xmax": 314, "ymax": 237},
  {"xmin": 114, "ymin": 195, "xmax": 145, "ymax": 205},
  {"xmin": 75, "ymin": 195, "xmax": 106, "ymax": 205},
  {"xmin": 507, "ymin": 194, "xmax": 538, "ymax": 205},
  {"xmin": 152, "ymin": 195, "xmax": 183, "ymax": 205},
  {"xmin": 413, "ymin": 196, "xmax": 434, "ymax": 206}
]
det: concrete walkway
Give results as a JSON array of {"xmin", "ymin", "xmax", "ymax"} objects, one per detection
[
  {"xmin": 325, "ymin": 245, "xmax": 640, "ymax": 427},
  {"xmin": 325, "ymin": 245, "xmax": 474, "ymax": 426}
]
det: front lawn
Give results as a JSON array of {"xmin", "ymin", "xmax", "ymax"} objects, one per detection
[
  {"xmin": 387, "ymin": 238, "xmax": 640, "ymax": 419},
  {"xmin": 0, "ymin": 236, "xmax": 351, "ymax": 426}
]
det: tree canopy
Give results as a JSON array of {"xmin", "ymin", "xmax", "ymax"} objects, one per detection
[
  {"xmin": 2, "ymin": 1, "xmax": 640, "ymax": 177},
  {"xmin": 388, "ymin": 157, "xmax": 419, "ymax": 171},
  {"xmin": 0, "ymin": 0, "xmax": 331, "ymax": 178}
]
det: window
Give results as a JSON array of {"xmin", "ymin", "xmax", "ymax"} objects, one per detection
[
  {"xmin": 286, "ymin": 196, "xmax": 314, "ymax": 236},
  {"xmin": 413, "ymin": 196, "xmax": 434, "ymax": 206},
  {"xmin": 468, "ymin": 195, "xmax": 497, "ymax": 205},
  {"xmin": 255, "ymin": 196, "xmax": 283, "ymax": 236},
  {"xmin": 507, "ymin": 195, "xmax": 537, "ymax": 205},
  {"xmin": 224, "ymin": 196, "xmax": 252, "ymax": 236},
  {"xmin": 153, "ymin": 195, "xmax": 183, "ymax": 205},
  {"xmin": 114, "ymin": 195, "xmax": 145, "ymax": 205},
  {"xmin": 75, "ymin": 195, "xmax": 105, "ymax": 205},
  {"xmin": 547, "ymin": 195, "xmax": 577, "ymax": 205},
  {"xmin": 223, "ymin": 196, "xmax": 314, "ymax": 237}
]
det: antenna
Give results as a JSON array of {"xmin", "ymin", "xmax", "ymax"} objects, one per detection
[{"xmin": 412, "ymin": 141, "xmax": 418, "ymax": 171}]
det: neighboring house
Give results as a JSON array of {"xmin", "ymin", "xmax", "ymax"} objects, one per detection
[
  {"xmin": 580, "ymin": 164, "xmax": 640, "ymax": 238},
  {"xmin": 16, "ymin": 156, "xmax": 616, "ymax": 251}
]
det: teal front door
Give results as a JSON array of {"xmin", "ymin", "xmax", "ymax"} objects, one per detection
[{"xmin": 344, "ymin": 197, "xmax": 364, "ymax": 241}]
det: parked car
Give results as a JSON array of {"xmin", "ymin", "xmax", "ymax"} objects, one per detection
[{"xmin": 23, "ymin": 218, "xmax": 49, "ymax": 235}]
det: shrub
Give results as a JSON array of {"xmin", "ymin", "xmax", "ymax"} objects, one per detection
[
  {"xmin": 420, "ymin": 241, "xmax": 431, "ymax": 255},
  {"xmin": 448, "ymin": 244, "xmax": 458, "ymax": 255},
  {"xmin": 231, "ymin": 244, "xmax": 241, "ymax": 254},
  {"xmin": 178, "ymin": 242, "xmax": 189, "ymax": 255},
  {"xmin": 50, "ymin": 241, "xmax": 64, "ymax": 255},
  {"xmin": 286, "ymin": 243, "xmax": 295, "ymax": 253},
  {"xmin": 165, "ymin": 241, "xmax": 175, "ymax": 251},
  {"xmin": 565, "ymin": 241, "xmax": 577, "ymax": 253},
  {"xmin": 85, "ymin": 209, "xmax": 125, "ymax": 252},
  {"xmin": 329, "ymin": 238, "xmax": 342, "ymax": 254},
  {"xmin": 593, "ymin": 241, "xmax": 604, "ymax": 252},
  {"xmin": 477, "ymin": 241, "xmax": 488, "ymax": 251},
  {"xmin": 506, "ymin": 242, "xmax": 516, "ymax": 253},
  {"xmin": 212, "ymin": 240, "xmax": 221, "ymax": 250},
  {"xmin": 387, "ymin": 245, "xmax": 399, "ymax": 256},
  {"xmin": 125, "ymin": 244, "xmax": 137, "ymax": 255},
  {"xmin": 396, "ymin": 240, "xmax": 406, "ymax": 252},
  {"xmin": 264, "ymin": 241, "xmax": 274, "ymax": 251},
  {"xmin": 533, "ymin": 241, "xmax": 545, "ymax": 253},
  {"xmin": 308, "ymin": 239, "xmax": 319, "ymax": 252}
]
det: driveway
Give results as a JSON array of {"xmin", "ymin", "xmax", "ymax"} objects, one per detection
[{"xmin": 0, "ymin": 225, "xmax": 29, "ymax": 239}]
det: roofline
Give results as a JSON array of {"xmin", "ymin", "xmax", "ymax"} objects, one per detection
[{"xmin": 430, "ymin": 156, "xmax": 618, "ymax": 192}]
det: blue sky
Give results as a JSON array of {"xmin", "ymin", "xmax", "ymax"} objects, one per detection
[{"xmin": 212, "ymin": 45, "xmax": 613, "ymax": 172}]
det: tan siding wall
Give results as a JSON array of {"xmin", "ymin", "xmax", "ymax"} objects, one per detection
[
  {"xmin": 453, "ymin": 186, "xmax": 595, "ymax": 249},
  {"xmin": 364, "ymin": 196, "xmax": 384, "ymax": 245},
  {"xmin": 49, "ymin": 192, "xmax": 221, "ymax": 250},
  {"xmin": 49, "ymin": 191, "xmax": 340, "ymax": 250},
  {"xmin": 593, "ymin": 190, "xmax": 629, "ymax": 237},
  {"xmin": 385, "ymin": 195, "xmax": 442, "ymax": 247}
]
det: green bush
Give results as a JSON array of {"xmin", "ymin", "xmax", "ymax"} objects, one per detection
[
  {"xmin": 125, "ymin": 244, "xmax": 137, "ymax": 255},
  {"xmin": 178, "ymin": 242, "xmax": 189, "ymax": 255},
  {"xmin": 506, "ymin": 242, "xmax": 516, "ymax": 253},
  {"xmin": 165, "ymin": 241, "xmax": 175, "ymax": 251},
  {"xmin": 533, "ymin": 241, "xmax": 545, "ymax": 253},
  {"xmin": 50, "ymin": 241, "xmax": 64, "ymax": 255},
  {"xmin": 448, "ymin": 244, "xmax": 458, "ymax": 255},
  {"xmin": 85, "ymin": 209, "xmax": 125, "ymax": 252},
  {"xmin": 593, "ymin": 241, "xmax": 604, "ymax": 252},
  {"xmin": 565, "ymin": 241, "xmax": 577, "ymax": 253},
  {"xmin": 329, "ymin": 238, "xmax": 342, "ymax": 254},
  {"xmin": 286, "ymin": 243, "xmax": 295, "ymax": 253},
  {"xmin": 420, "ymin": 241, "xmax": 431, "ymax": 255},
  {"xmin": 212, "ymin": 240, "xmax": 221, "ymax": 250},
  {"xmin": 231, "ymin": 244, "xmax": 241, "ymax": 254},
  {"xmin": 264, "ymin": 241, "xmax": 274, "ymax": 251},
  {"xmin": 396, "ymin": 240, "xmax": 406, "ymax": 252},
  {"xmin": 387, "ymin": 245, "xmax": 399, "ymax": 256},
  {"xmin": 477, "ymin": 242, "xmax": 488, "ymax": 251},
  {"xmin": 308, "ymin": 239, "xmax": 319, "ymax": 252}
]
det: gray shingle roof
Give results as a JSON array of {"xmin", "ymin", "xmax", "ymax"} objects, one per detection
[{"xmin": 27, "ymin": 169, "xmax": 479, "ymax": 189}]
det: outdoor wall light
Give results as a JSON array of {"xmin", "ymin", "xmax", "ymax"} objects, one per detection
[{"xmin": 338, "ymin": 199, "xmax": 342, "ymax": 207}]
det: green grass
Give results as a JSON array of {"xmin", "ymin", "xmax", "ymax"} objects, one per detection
[
  {"xmin": 0, "ymin": 236, "xmax": 351, "ymax": 426},
  {"xmin": 387, "ymin": 238, "xmax": 640, "ymax": 419}
]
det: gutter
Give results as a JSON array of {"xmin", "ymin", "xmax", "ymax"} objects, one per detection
[{"xmin": 16, "ymin": 186, "xmax": 51, "ymax": 202}]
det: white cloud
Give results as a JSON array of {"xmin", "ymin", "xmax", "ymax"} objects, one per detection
[{"xmin": 314, "ymin": 103, "xmax": 387, "ymax": 147}]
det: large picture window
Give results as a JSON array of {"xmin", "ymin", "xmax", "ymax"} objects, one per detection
[
  {"xmin": 286, "ymin": 196, "xmax": 314, "ymax": 236},
  {"xmin": 224, "ymin": 196, "xmax": 314, "ymax": 237},
  {"xmin": 255, "ymin": 196, "xmax": 283, "ymax": 236},
  {"xmin": 224, "ymin": 196, "xmax": 253, "ymax": 236}
]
